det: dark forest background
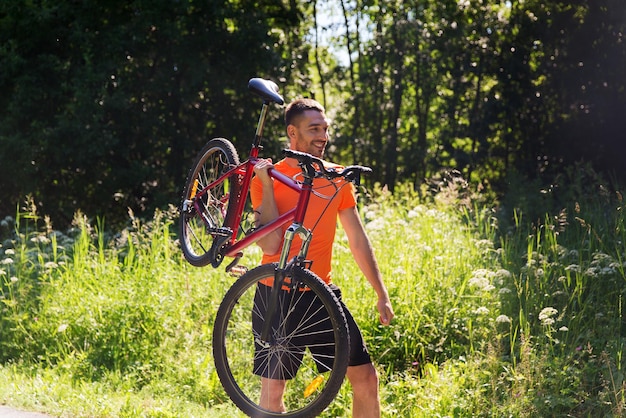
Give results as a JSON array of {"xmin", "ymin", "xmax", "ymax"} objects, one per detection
[{"xmin": 1, "ymin": 0, "xmax": 624, "ymax": 228}]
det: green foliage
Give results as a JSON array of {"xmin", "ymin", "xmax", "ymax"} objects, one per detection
[
  {"xmin": 494, "ymin": 163, "xmax": 626, "ymax": 416},
  {"xmin": 2, "ymin": 169, "xmax": 626, "ymax": 417},
  {"xmin": 314, "ymin": 0, "xmax": 626, "ymax": 199},
  {"xmin": 2, "ymin": 0, "xmax": 625, "ymax": 233},
  {"xmin": 0, "ymin": 0, "xmax": 305, "ymax": 228},
  {"xmin": 334, "ymin": 182, "xmax": 502, "ymax": 372}
]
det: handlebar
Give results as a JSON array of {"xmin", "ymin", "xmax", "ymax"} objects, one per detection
[{"xmin": 282, "ymin": 149, "xmax": 371, "ymax": 185}]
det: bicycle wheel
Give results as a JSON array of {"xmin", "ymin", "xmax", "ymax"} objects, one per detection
[
  {"xmin": 213, "ymin": 263, "xmax": 350, "ymax": 418},
  {"xmin": 180, "ymin": 138, "xmax": 240, "ymax": 267}
]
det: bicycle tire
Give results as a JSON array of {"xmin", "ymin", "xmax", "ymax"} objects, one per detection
[
  {"xmin": 213, "ymin": 263, "xmax": 350, "ymax": 418},
  {"xmin": 179, "ymin": 138, "xmax": 240, "ymax": 267}
]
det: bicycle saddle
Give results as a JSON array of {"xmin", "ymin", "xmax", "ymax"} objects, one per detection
[{"xmin": 248, "ymin": 78, "xmax": 284, "ymax": 105}]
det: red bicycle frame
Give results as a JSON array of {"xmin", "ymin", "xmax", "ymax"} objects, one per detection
[{"xmin": 193, "ymin": 155, "xmax": 314, "ymax": 261}]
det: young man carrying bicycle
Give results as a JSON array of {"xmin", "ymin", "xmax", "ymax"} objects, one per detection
[{"xmin": 251, "ymin": 98, "xmax": 395, "ymax": 417}]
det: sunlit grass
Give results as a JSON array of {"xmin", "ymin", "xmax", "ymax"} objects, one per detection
[{"xmin": 1, "ymin": 170, "xmax": 626, "ymax": 417}]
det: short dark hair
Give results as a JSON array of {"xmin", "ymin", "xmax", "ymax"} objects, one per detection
[{"xmin": 284, "ymin": 98, "xmax": 325, "ymax": 127}]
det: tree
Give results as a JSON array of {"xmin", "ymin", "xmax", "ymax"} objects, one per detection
[
  {"xmin": 0, "ymin": 0, "xmax": 304, "ymax": 227},
  {"xmin": 2, "ymin": 0, "xmax": 624, "ymax": 228},
  {"xmin": 315, "ymin": 0, "xmax": 626, "ymax": 193}
]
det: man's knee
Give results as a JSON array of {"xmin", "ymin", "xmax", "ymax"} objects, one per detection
[{"xmin": 347, "ymin": 363, "xmax": 379, "ymax": 391}]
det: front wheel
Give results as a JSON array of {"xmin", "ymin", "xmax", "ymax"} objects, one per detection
[
  {"xmin": 213, "ymin": 263, "xmax": 350, "ymax": 418},
  {"xmin": 179, "ymin": 138, "xmax": 240, "ymax": 267}
]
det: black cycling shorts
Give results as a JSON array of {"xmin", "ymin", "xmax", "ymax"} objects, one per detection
[{"xmin": 252, "ymin": 282, "xmax": 371, "ymax": 380}]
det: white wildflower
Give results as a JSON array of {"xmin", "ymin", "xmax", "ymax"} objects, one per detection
[
  {"xmin": 30, "ymin": 235, "xmax": 51, "ymax": 245},
  {"xmin": 565, "ymin": 264, "xmax": 581, "ymax": 273},
  {"xmin": 592, "ymin": 252, "xmax": 612, "ymax": 263},
  {"xmin": 474, "ymin": 239, "xmax": 494, "ymax": 251},
  {"xmin": 468, "ymin": 269, "xmax": 495, "ymax": 291},
  {"xmin": 539, "ymin": 307, "xmax": 558, "ymax": 326},
  {"xmin": 365, "ymin": 218, "xmax": 385, "ymax": 231},
  {"xmin": 474, "ymin": 306, "xmax": 489, "ymax": 315},
  {"xmin": 469, "ymin": 276, "xmax": 489, "ymax": 289},
  {"xmin": 44, "ymin": 261, "xmax": 59, "ymax": 269},
  {"xmin": 496, "ymin": 315, "xmax": 511, "ymax": 324},
  {"xmin": 425, "ymin": 208, "xmax": 440, "ymax": 218}
]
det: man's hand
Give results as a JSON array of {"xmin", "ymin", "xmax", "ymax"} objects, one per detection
[
  {"xmin": 253, "ymin": 158, "xmax": 274, "ymax": 185},
  {"xmin": 377, "ymin": 296, "xmax": 394, "ymax": 326}
]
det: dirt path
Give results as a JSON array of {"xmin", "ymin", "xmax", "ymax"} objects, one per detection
[{"xmin": 0, "ymin": 406, "xmax": 53, "ymax": 418}]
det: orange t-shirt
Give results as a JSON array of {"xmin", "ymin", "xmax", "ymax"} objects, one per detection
[{"xmin": 250, "ymin": 159, "xmax": 357, "ymax": 284}]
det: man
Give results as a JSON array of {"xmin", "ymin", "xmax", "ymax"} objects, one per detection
[{"xmin": 250, "ymin": 98, "xmax": 394, "ymax": 417}]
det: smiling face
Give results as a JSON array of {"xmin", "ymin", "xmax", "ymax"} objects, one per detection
[{"xmin": 287, "ymin": 109, "xmax": 330, "ymax": 158}]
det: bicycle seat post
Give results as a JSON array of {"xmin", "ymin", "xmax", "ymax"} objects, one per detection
[{"xmin": 251, "ymin": 102, "xmax": 270, "ymax": 158}]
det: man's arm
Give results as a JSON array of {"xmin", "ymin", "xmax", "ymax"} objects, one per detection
[
  {"xmin": 252, "ymin": 159, "xmax": 283, "ymax": 255},
  {"xmin": 338, "ymin": 206, "xmax": 394, "ymax": 325}
]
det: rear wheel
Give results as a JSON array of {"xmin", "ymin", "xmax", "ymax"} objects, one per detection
[
  {"xmin": 179, "ymin": 138, "xmax": 240, "ymax": 267},
  {"xmin": 213, "ymin": 263, "xmax": 350, "ymax": 417}
]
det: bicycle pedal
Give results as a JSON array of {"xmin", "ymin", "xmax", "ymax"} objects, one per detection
[
  {"xmin": 226, "ymin": 254, "xmax": 246, "ymax": 276},
  {"xmin": 228, "ymin": 265, "xmax": 249, "ymax": 277}
]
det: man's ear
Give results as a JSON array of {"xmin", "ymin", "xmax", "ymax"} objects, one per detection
[{"xmin": 287, "ymin": 124, "xmax": 296, "ymax": 140}]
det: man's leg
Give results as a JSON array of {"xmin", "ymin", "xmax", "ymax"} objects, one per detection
[
  {"xmin": 259, "ymin": 377, "xmax": 287, "ymax": 413},
  {"xmin": 346, "ymin": 363, "xmax": 381, "ymax": 418}
]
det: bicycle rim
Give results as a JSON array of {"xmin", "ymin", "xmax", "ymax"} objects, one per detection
[
  {"xmin": 180, "ymin": 138, "xmax": 239, "ymax": 267},
  {"xmin": 213, "ymin": 263, "xmax": 350, "ymax": 418}
]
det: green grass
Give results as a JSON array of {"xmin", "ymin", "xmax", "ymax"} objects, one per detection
[{"xmin": 1, "ymin": 167, "xmax": 626, "ymax": 417}]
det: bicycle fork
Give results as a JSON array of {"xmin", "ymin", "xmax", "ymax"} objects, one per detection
[{"xmin": 256, "ymin": 222, "xmax": 313, "ymax": 347}]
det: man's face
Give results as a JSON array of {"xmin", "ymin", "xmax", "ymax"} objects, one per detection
[{"xmin": 288, "ymin": 110, "xmax": 329, "ymax": 158}]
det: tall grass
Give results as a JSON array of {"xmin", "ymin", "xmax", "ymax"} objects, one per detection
[
  {"xmin": 1, "ymin": 165, "xmax": 625, "ymax": 417},
  {"xmin": 492, "ymin": 165, "xmax": 626, "ymax": 417},
  {"xmin": 1, "ymin": 202, "xmax": 248, "ymax": 416},
  {"xmin": 334, "ymin": 183, "xmax": 501, "ymax": 371}
]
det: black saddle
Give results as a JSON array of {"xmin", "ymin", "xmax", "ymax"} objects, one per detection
[{"xmin": 248, "ymin": 78, "xmax": 284, "ymax": 105}]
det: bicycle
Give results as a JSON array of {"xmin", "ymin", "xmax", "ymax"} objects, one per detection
[{"xmin": 179, "ymin": 78, "xmax": 371, "ymax": 418}]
